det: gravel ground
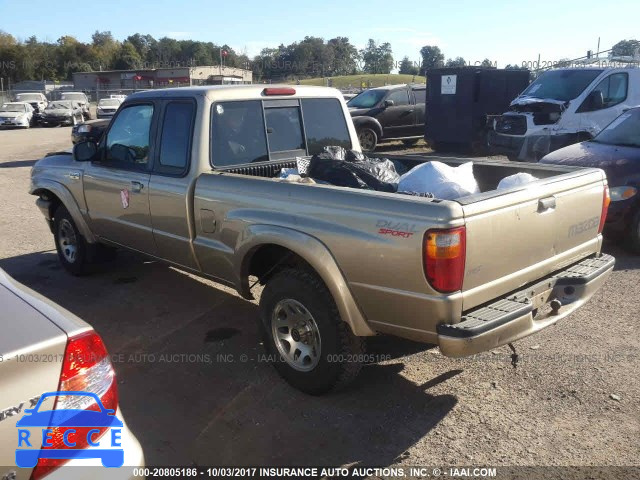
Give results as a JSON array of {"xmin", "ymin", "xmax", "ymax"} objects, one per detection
[{"xmin": 0, "ymin": 127, "xmax": 637, "ymax": 476}]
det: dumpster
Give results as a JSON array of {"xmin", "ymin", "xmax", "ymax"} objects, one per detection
[{"xmin": 425, "ymin": 67, "xmax": 530, "ymax": 152}]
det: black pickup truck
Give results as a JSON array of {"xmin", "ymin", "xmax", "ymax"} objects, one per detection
[{"xmin": 347, "ymin": 84, "xmax": 426, "ymax": 151}]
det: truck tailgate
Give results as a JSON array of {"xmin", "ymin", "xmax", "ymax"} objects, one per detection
[{"xmin": 460, "ymin": 168, "xmax": 606, "ymax": 310}]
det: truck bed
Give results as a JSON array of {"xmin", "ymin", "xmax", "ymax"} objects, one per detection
[{"xmin": 195, "ymin": 155, "xmax": 606, "ymax": 341}]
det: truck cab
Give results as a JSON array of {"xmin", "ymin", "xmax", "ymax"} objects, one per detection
[
  {"xmin": 489, "ymin": 67, "xmax": 640, "ymax": 161},
  {"xmin": 347, "ymin": 84, "xmax": 426, "ymax": 151}
]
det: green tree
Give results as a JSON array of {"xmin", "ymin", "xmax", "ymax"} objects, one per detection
[
  {"xmin": 360, "ymin": 39, "xmax": 393, "ymax": 74},
  {"xmin": 90, "ymin": 30, "xmax": 119, "ymax": 69},
  {"xmin": 399, "ymin": 56, "xmax": 419, "ymax": 75},
  {"xmin": 612, "ymin": 39, "xmax": 640, "ymax": 57},
  {"xmin": 445, "ymin": 56, "xmax": 466, "ymax": 67},
  {"xmin": 327, "ymin": 37, "xmax": 359, "ymax": 76},
  {"xmin": 419, "ymin": 45, "xmax": 444, "ymax": 75},
  {"xmin": 114, "ymin": 41, "xmax": 143, "ymax": 70},
  {"xmin": 126, "ymin": 33, "xmax": 156, "ymax": 62}
]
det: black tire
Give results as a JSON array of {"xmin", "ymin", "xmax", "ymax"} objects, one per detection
[
  {"xmin": 357, "ymin": 127, "xmax": 378, "ymax": 152},
  {"xmin": 625, "ymin": 211, "xmax": 640, "ymax": 254},
  {"xmin": 53, "ymin": 204, "xmax": 90, "ymax": 275},
  {"xmin": 402, "ymin": 138, "xmax": 419, "ymax": 147},
  {"xmin": 259, "ymin": 268, "xmax": 365, "ymax": 395}
]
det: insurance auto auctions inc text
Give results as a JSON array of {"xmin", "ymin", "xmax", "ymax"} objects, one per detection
[{"xmin": 256, "ymin": 466, "xmax": 497, "ymax": 477}]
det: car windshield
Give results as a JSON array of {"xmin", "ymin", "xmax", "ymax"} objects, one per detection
[
  {"xmin": 520, "ymin": 69, "xmax": 604, "ymax": 102},
  {"xmin": 16, "ymin": 94, "xmax": 41, "ymax": 102},
  {"xmin": 0, "ymin": 104, "xmax": 26, "ymax": 112},
  {"xmin": 591, "ymin": 109, "xmax": 640, "ymax": 148},
  {"xmin": 347, "ymin": 89, "xmax": 387, "ymax": 108},
  {"xmin": 48, "ymin": 101, "xmax": 72, "ymax": 109},
  {"xmin": 99, "ymin": 99, "xmax": 120, "ymax": 107},
  {"xmin": 61, "ymin": 93, "xmax": 85, "ymax": 101}
]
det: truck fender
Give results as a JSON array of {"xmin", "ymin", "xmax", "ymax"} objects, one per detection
[
  {"xmin": 31, "ymin": 178, "xmax": 97, "ymax": 243},
  {"xmin": 236, "ymin": 225, "xmax": 376, "ymax": 337},
  {"xmin": 352, "ymin": 115, "xmax": 383, "ymax": 139}
]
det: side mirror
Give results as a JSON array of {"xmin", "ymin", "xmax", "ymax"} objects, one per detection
[
  {"xmin": 73, "ymin": 141, "xmax": 98, "ymax": 162},
  {"xmin": 384, "ymin": 99, "xmax": 395, "ymax": 108},
  {"xmin": 587, "ymin": 90, "xmax": 604, "ymax": 111}
]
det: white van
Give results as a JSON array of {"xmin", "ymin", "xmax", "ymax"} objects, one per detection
[{"xmin": 489, "ymin": 67, "xmax": 640, "ymax": 161}]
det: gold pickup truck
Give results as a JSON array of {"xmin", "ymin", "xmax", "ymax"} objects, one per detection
[{"xmin": 30, "ymin": 85, "xmax": 614, "ymax": 394}]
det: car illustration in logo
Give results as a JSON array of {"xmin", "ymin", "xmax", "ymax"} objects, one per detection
[{"xmin": 15, "ymin": 391, "xmax": 124, "ymax": 468}]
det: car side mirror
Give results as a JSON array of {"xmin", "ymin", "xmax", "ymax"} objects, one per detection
[
  {"xmin": 384, "ymin": 99, "xmax": 395, "ymax": 108},
  {"xmin": 73, "ymin": 141, "xmax": 98, "ymax": 162},
  {"xmin": 586, "ymin": 90, "xmax": 604, "ymax": 111}
]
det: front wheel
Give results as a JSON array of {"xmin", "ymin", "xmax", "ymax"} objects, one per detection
[
  {"xmin": 53, "ymin": 205, "xmax": 89, "ymax": 275},
  {"xmin": 259, "ymin": 268, "xmax": 365, "ymax": 395},
  {"xmin": 357, "ymin": 127, "xmax": 378, "ymax": 152},
  {"xmin": 626, "ymin": 211, "xmax": 640, "ymax": 254}
]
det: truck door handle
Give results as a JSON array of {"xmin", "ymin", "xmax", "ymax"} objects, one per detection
[
  {"xmin": 538, "ymin": 196, "xmax": 556, "ymax": 212},
  {"xmin": 68, "ymin": 172, "xmax": 81, "ymax": 180},
  {"xmin": 130, "ymin": 181, "xmax": 144, "ymax": 193}
]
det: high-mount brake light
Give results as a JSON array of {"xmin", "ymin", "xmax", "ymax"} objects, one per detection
[{"xmin": 262, "ymin": 87, "xmax": 296, "ymax": 96}]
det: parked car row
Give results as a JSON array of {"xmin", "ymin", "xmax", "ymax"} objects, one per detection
[{"xmin": 1, "ymin": 93, "xmax": 125, "ymax": 129}]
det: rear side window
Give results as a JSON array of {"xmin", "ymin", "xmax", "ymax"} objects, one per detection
[
  {"xmin": 265, "ymin": 106, "xmax": 305, "ymax": 152},
  {"xmin": 212, "ymin": 101, "xmax": 269, "ymax": 167},
  {"xmin": 157, "ymin": 101, "xmax": 195, "ymax": 174},
  {"xmin": 413, "ymin": 89, "xmax": 426, "ymax": 103},
  {"xmin": 301, "ymin": 99, "xmax": 351, "ymax": 154}
]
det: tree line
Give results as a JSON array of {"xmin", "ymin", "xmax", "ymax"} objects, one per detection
[{"xmin": 1, "ymin": 30, "xmax": 638, "ymax": 84}]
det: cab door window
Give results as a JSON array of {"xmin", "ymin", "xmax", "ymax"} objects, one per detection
[
  {"xmin": 579, "ymin": 73, "xmax": 628, "ymax": 111},
  {"xmin": 105, "ymin": 104, "xmax": 154, "ymax": 168},
  {"xmin": 386, "ymin": 90, "xmax": 410, "ymax": 105}
]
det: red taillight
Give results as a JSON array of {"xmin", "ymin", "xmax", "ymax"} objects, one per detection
[
  {"xmin": 31, "ymin": 331, "xmax": 118, "ymax": 480},
  {"xmin": 598, "ymin": 186, "xmax": 611, "ymax": 234},
  {"xmin": 423, "ymin": 227, "xmax": 466, "ymax": 293},
  {"xmin": 262, "ymin": 87, "xmax": 296, "ymax": 96}
]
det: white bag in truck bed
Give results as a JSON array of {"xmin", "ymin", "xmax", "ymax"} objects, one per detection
[{"xmin": 398, "ymin": 161, "xmax": 480, "ymax": 199}]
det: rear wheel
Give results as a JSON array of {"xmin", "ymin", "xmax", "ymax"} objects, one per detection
[
  {"xmin": 259, "ymin": 268, "xmax": 365, "ymax": 395},
  {"xmin": 358, "ymin": 127, "xmax": 378, "ymax": 152}
]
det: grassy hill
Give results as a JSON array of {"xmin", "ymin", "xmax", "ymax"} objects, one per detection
[{"xmin": 292, "ymin": 74, "xmax": 425, "ymax": 90}]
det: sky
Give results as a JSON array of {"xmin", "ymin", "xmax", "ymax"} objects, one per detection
[{"xmin": 1, "ymin": 0, "xmax": 639, "ymax": 70}]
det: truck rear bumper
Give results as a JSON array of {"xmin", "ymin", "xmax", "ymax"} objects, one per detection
[{"xmin": 438, "ymin": 254, "xmax": 615, "ymax": 357}]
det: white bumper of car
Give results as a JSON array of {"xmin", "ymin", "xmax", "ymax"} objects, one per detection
[{"xmin": 0, "ymin": 115, "xmax": 29, "ymax": 126}]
